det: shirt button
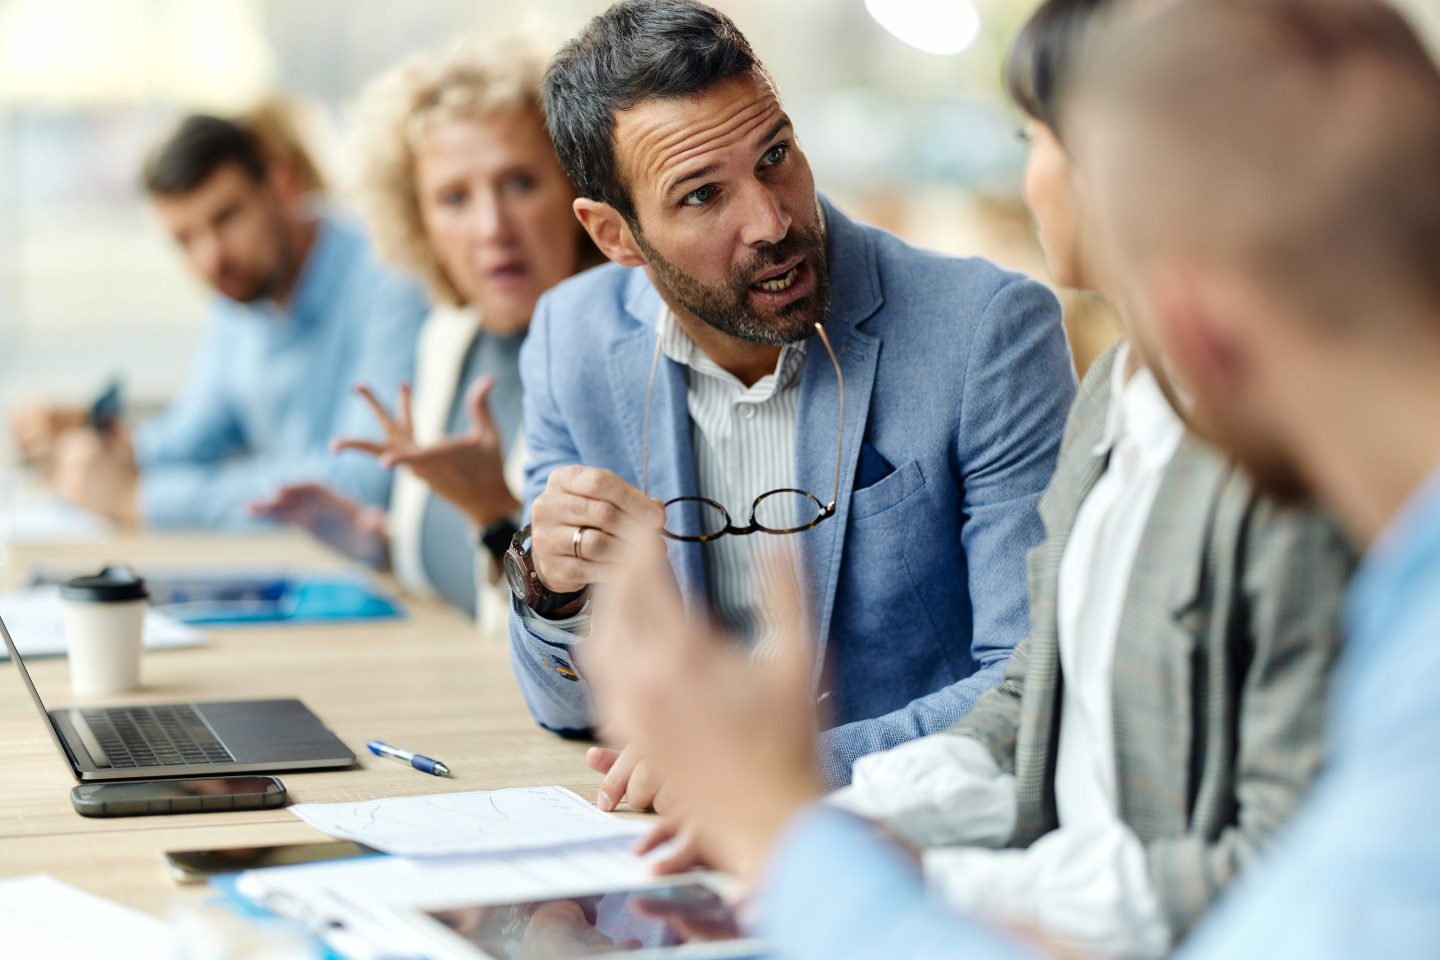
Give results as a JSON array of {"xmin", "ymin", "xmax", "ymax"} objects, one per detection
[{"xmin": 739, "ymin": 405, "xmax": 757, "ymax": 420}]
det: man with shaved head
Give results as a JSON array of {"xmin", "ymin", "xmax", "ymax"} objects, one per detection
[{"xmin": 579, "ymin": 1, "xmax": 1440, "ymax": 957}]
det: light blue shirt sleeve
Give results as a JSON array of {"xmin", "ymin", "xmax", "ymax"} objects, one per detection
[
  {"xmin": 133, "ymin": 303, "xmax": 246, "ymax": 468},
  {"xmin": 761, "ymin": 758, "xmax": 1440, "ymax": 960},
  {"xmin": 758, "ymin": 807, "xmax": 1036, "ymax": 960}
]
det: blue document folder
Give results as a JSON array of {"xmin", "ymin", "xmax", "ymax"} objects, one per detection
[{"xmin": 31, "ymin": 569, "xmax": 404, "ymax": 626}]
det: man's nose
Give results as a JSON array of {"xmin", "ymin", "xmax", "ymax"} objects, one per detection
[
  {"xmin": 190, "ymin": 233, "xmax": 223, "ymax": 282},
  {"xmin": 739, "ymin": 183, "xmax": 791, "ymax": 248}
]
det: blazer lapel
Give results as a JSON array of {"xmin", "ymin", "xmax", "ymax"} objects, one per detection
[
  {"xmin": 1111, "ymin": 430, "xmax": 1230, "ymax": 838},
  {"xmin": 1011, "ymin": 347, "xmax": 1115, "ymax": 841},
  {"xmin": 606, "ymin": 274, "xmax": 709, "ymax": 608},
  {"xmin": 793, "ymin": 202, "xmax": 884, "ymax": 684}
]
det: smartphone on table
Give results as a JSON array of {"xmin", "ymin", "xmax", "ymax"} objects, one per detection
[
  {"xmin": 70, "ymin": 775, "xmax": 286, "ymax": 817},
  {"xmin": 164, "ymin": 839, "xmax": 374, "ymax": 884}
]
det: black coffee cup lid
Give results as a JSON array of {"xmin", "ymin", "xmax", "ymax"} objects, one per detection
[{"xmin": 60, "ymin": 565, "xmax": 149, "ymax": 603}]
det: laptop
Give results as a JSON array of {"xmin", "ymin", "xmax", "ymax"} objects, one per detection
[{"xmin": 1, "ymin": 613, "xmax": 356, "ymax": 781}]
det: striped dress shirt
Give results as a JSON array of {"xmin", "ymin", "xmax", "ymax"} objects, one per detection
[
  {"xmin": 656, "ymin": 306, "xmax": 806, "ymax": 647},
  {"xmin": 518, "ymin": 306, "xmax": 806, "ymax": 652}
]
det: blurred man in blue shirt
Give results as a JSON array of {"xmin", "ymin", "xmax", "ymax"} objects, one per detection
[
  {"xmin": 17, "ymin": 114, "xmax": 425, "ymax": 528},
  {"xmin": 584, "ymin": 1, "xmax": 1440, "ymax": 957}
]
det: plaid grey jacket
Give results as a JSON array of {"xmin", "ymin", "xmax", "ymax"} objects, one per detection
[{"xmin": 950, "ymin": 343, "xmax": 1353, "ymax": 938}]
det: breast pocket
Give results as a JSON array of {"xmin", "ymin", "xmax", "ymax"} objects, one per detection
[{"xmin": 850, "ymin": 458, "xmax": 926, "ymax": 522}]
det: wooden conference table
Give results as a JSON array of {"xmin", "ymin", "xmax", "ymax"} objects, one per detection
[{"xmin": 0, "ymin": 529, "xmax": 608, "ymax": 919}]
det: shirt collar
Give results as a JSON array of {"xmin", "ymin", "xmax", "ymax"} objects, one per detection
[
  {"xmin": 657, "ymin": 305, "xmax": 807, "ymax": 400},
  {"xmin": 270, "ymin": 215, "xmax": 342, "ymax": 326},
  {"xmin": 1346, "ymin": 459, "xmax": 1440, "ymax": 649},
  {"xmin": 1092, "ymin": 341, "xmax": 1186, "ymax": 470}
]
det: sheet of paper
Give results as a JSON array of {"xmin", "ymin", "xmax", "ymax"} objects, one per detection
[
  {"xmin": 0, "ymin": 586, "xmax": 206, "ymax": 660},
  {"xmin": 289, "ymin": 785, "xmax": 649, "ymax": 857},
  {"xmin": 0, "ymin": 874, "xmax": 177, "ymax": 960},
  {"xmin": 0, "ymin": 488, "xmax": 112, "ymax": 544},
  {"xmin": 232, "ymin": 838, "xmax": 691, "ymax": 960}
]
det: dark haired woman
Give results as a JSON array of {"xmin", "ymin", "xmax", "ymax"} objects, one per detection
[{"xmin": 828, "ymin": 2, "xmax": 1355, "ymax": 956}]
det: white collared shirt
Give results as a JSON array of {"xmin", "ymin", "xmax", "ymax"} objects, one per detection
[
  {"xmin": 833, "ymin": 343, "xmax": 1182, "ymax": 959},
  {"xmin": 656, "ymin": 306, "xmax": 806, "ymax": 645}
]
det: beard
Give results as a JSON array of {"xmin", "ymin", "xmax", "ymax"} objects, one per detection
[
  {"xmin": 1204, "ymin": 418, "xmax": 1311, "ymax": 504},
  {"xmin": 633, "ymin": 211, "xmax": 830, "ymax": 346},
  {"xmin": 224, "ymin": 201, "xmax": 296, "ymax": 304},
  {"xmin": 225, "ymin": 268, "xmax": 280, "ymax": 305}
]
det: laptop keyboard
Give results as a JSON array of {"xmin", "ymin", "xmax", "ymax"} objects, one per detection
[{"xmin": 80, "ymin": 705, "xmax": 235, "ymax": 768}]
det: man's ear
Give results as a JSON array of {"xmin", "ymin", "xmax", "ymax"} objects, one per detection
[
  {"xmin": 1149, "ymin": 263, "xmax": 1247, "ymax": 408},
  {"xmin": 575, "ymin": 198, "xmax": 646, "ymax": 268},
  {"xmin": 264, "ymin": 162, "xmax": 307, "ymax": 215}
]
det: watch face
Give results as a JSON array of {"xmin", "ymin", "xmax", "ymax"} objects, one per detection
[{"xmin": 503, "ymin": 550, "xmax": 528, "ymax": 599}]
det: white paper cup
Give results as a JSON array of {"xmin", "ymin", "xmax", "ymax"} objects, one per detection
[{"xmin": 61, "ymin": 566, "xmax": 149, "ymax": 696}]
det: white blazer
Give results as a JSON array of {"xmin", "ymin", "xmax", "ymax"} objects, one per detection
[{"xmin": 388, "ymin": 304, "xmax": 525, "ymax": 637}]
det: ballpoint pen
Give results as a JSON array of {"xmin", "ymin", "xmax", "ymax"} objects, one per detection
[{"xmin": 367, "ymin": 740, "xmax": 452, "ymax": 777}]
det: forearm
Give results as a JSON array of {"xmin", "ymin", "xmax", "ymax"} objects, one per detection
[
  {"xmin": 758, "ymin": 806, "xmax": 1041, "ymax": 960},
  {"xmin": 140, "ymin": 449, "xmax": 393, "ymax": 530}
]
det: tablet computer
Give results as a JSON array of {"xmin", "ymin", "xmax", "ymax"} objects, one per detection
[{"xmin": 402, "ymin": 879, "xmax": 765, "ymax": 959}]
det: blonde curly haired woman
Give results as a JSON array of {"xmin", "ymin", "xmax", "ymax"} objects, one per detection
[{"xmin": 254, "ymin": 38, "xmax": 594, "ymax": 627}]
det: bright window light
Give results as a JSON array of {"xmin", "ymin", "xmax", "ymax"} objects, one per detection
[{"xmin": 865, "ymin": 0, "xmax": 982, "ymax": 56}]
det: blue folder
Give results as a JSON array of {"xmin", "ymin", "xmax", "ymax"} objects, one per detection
[
  {"xmin": 30, "ymin": 568, "xmax": 404, "ymax": 626},
  {"xmin": 152, "ymin": 574, "xmax": 404, "ymax": 626}
]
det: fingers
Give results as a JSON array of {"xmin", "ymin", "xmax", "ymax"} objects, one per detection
[
  {"xmin": 330, "ymin": 437, "xmax": 389, "ymax": 458},
  {"xmin": 548, "ymin": 466, "xmax": 665, "ymax": 528},
  {"xmin": 597, "ymin": 743, "xmax": 640, "ymax": 812},
  {"xmin": 465, "ymin": 376, "xmax": 498, "ymax": 438},
  {"xmin": 398, "ymin": 382, "xmax": 414, "ymax": 436},
  {"xmin": 650, "ymin": 826, "xmax": 709, "ymax": 875},
  {"xmin": 586, "ymin": 746, "xmax": 621, "ymax": 775},
  {"xmin": 530, "ymin": 467, "xmax": 666, "ymax": 593},
  {"xmin": 634, "ymin": 819, "xmax": 679, "ymax": 856},
  {"xmin": 353, "ymin": 384, "xmax": 404, "ymax": 439},
  {"xmin": 378, "ymin": 436, "xmax": 473, "ymax": 471},
  {"xmin": 624, "ymin": 759, "xmax": 664, "ymax": 812},
  {"xmin": 759, "ymin": 544, "xmax": 812, "ymax": 687},
  {"xmin": 248, "ymin": 484, "xmax": 310, "ymax": 515}
]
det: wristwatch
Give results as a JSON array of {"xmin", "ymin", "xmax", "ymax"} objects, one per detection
[{"xmin": 503, "ymin": 524, "xmax": 588, "ymax": 617}]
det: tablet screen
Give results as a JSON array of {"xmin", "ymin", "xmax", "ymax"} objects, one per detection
[{"xmin": 425, "ymin": 882, "xmax": 748, "ymax": 958}]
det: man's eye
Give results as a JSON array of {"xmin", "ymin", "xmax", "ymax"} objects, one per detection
[
  {"xmin": 441, "ymin": 189, "xmax": 467, "ymax": 207},
  {"xmin": 762, "ymin": 144, "xmax": 788, "ymax": 167},
  {"xmin": 682, "ymin": 185, "xmax": 716, "ymax": 208},
  {"xmin": 505, "ymin": 174, "xmax": 536, "ymax": 195}
]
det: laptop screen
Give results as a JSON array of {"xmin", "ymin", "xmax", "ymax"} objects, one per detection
[{"xmin": 0, "ymin": 614, "xmax": 80, "ymax": 775}]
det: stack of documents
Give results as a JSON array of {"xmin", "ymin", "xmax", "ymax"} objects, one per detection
[
  {"xmin": 287, "ymin": 785, "xmax": 650, "ymax": 856},
  {"xmin": 0, "ymin": 488, "xmax": 112, "ymax": 545},
  {"xmin": 0, "ymin": 586, "xmax": 205, "ymax": 660},
  {"xmin": 0, "ymin": 874, "xmax": 178, "ymax": 960},
  {"xmin": 225, "ymin": 786, "xmax": 704, "ymax": 959}
]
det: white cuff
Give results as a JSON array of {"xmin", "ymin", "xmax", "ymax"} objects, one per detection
[
  {"xmin": 827, "ymin": 733, "xmax": 1017, "ymax": 848},
  {"xmin": 517, "ymin": 596, "xmax": 591, "ymax": 647}
]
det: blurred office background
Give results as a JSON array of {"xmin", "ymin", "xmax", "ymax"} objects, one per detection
[{"xmin": 1, "ymin": 0, "xmax": 1437, "ymax": 426}]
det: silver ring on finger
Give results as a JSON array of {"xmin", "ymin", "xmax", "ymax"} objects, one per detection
[{"xmin": 572, "ymin": 525, "xmax": 591, "ymax": 561}]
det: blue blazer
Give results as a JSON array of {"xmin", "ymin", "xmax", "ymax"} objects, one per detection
[{"xmin": 509, "ymin": 200, "xmax": 1075, "ymax": 784}]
